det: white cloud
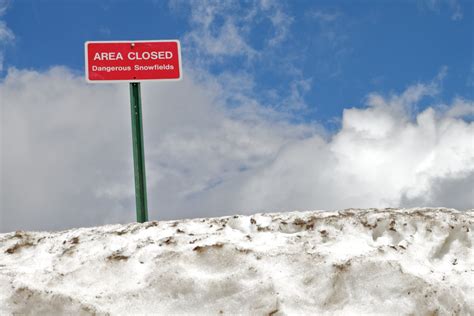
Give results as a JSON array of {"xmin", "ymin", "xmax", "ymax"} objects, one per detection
[
  {"xmin": 183, "ymin": 1, "xmax": 257, "ymax": 61},
  {"xmin": 446, "ymin": 0, "xmax": 463, "ymax": 20},
  {"xmin": 238, "ymin": 87, "xmax": 473, "ymax": 212},
  {"xmin": 1, "ymin": 67, "xmax": 134, "ymax": 231},
  {"xmin": 0, "ymin": 0, "xmax": 14, "ymax": 72},
  {"xmin": 1, "ymin": 66, "xmax": 473, "ymax": 233},
  {"xmin": 259, "ymin": 0, "xmax": 293, "ymax": 47},
  {"xmin": 0, "ymin": 20, "xmax": 13, "ymax": 42},
  {"xmin": 419, "ymin": 0, "xmax": 464, "ymax": 21},
  {"xmin": 177, "ymin": 0, "xmax": 310, "ymax": 113},
  {"xmin": 181, "ymin": 0, "xmax": 293, "ymax": 63},
  {"xmin": 309, "ymin": 10, "xmax": 341, "ymax": 23},
  {"xmin": 279, "ymin": 78, "xmax": 312, "ymax": 111},
  {"xmin": 0, "ymin": 66, "xmax": 314, "ymax": 232},
  {"xmin": 0, "ymin": 0, "xmax": 9, "ymax": 17},
  {"xmin": 445, "ymin": 97, "xmax": 474, "ymax": 118}
]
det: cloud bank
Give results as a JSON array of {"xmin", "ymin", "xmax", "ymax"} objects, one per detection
[{"xmin": 1, "ymin": 65, "xmax": 473, "ymax": 233}]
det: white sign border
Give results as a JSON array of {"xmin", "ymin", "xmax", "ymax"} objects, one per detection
[{"xmin": 84, "ymin": 39, "xmax": 183, "ymax": 83}]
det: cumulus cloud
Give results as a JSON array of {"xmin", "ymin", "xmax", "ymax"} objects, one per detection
[
  {"xmin": 1, "ymin": 66, "xmax": 473, "ymax": 233},
  {"xmin": 237, "ymin": 89, "xmax": 473, "ymax": 211},
  {"xmin": 0, "ymin": 66, "xmax": 313, "ymax": 232},
  {"xmin": 1, "ymin": 68, "xmax": 134, "ymax": 231}
]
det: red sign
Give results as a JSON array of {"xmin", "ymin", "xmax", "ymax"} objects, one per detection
[{"xmin": 85, "ymin": 40, "xmax": 182, "ymax": 82}]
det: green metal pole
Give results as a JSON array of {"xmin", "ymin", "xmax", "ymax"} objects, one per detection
[{"xmin": 129, "ymin": 82, "xmax": 148, "ymax": 223}]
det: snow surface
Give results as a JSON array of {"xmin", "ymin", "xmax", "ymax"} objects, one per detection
[{"xmin": 0, "ymin": 208, "xmax": 473, "ymax": 315}]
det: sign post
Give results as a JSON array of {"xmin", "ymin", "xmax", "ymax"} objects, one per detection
[
  {"xmin": 85, "ymin": 40, "xmax": 182, "ymax": 223},
  {"xmin": 129, "ymin": 82, "xmax": 148, "ymax": 222}
]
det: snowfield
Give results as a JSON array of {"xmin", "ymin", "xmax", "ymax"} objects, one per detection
[{"xmin": 0, "ymin": 208, "xmax": 473, "ymax": 315}]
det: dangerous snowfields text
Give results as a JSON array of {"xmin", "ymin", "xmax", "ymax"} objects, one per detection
[{"xmin": 92, "ymin": 64, "xmax": 175, "ymax": 73}]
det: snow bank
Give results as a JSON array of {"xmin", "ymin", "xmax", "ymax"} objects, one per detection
[{"xmin": 0, "ymin": 208, "xmax": 473, "ymax": 315}]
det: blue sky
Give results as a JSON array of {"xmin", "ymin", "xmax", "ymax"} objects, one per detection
[
  {"xmin": 1, "ymin": 0, "xmax": 473, "ymax": 232},
  {"xmin": 3, "ymin": 0, "xmax": 473, "ymax": 125}
]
